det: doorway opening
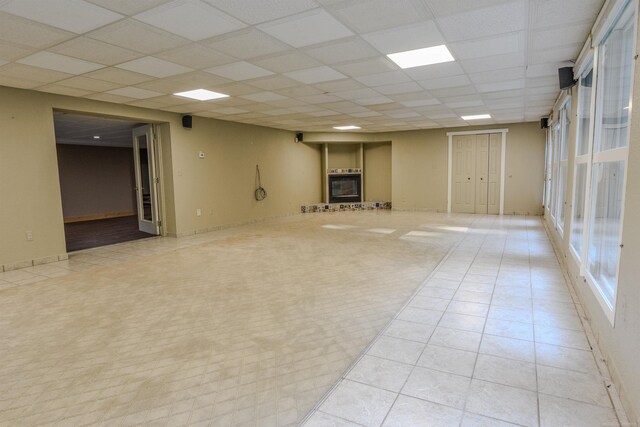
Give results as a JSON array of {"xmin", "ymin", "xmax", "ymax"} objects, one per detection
[
  {"xmin": 447, "ymin": 129, "xmax": 508, "ymax": 214},
  {"xmin": 53, "ymin": 112, "xmax": 163, "ymax": 252}
]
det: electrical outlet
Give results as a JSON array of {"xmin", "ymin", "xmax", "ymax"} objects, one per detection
[
  {"xmin": 196, "ymin": 208, "xmax": 201, "ymax": 217},
  {"xmin": 25, "ymin": 231, "xmax": 33, "ymax": 241}
]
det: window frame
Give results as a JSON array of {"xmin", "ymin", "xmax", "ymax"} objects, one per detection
[{"xmin": 581, "ymin": 0, "xmax": 637, "ymax": 325}]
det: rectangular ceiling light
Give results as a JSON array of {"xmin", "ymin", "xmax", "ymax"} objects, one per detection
[
  {"xmin": 174, "ymin": 89, "xmax": 229, "ymax": 101},
  {"xmin": 461, "ymin": 114, "xmax": 492, "ymax": 120},
  {"xmin": 387, "ymin": 45, "xmax": 454, "ymax": 69},
  {"xmin": 333, "ymin": 125, "xmax": 361, "ymax": 130}
]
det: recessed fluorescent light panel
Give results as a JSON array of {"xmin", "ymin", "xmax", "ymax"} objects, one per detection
[
  {"xmin": 333, "ymin": 125, "xmax": 361, "ymax": 130},
  {"xmin": 174, "ymin": 89, "xmax": 229, "ymax": 101},
  {"xmin": 387, "ymin": 45, "xmax": 454, "ymax": 69},
  {"xmin": 461, "ymin": 114, "xmax": 492, "ymax": 120}
]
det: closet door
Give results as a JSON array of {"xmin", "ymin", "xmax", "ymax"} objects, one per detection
[
  {"xmin": 487, "ymin": 133, "xmax": 502, "ymax": 214},
  {"xmin": 475, "ymin": 134, "xmax": 490, "ymax": 214},
  {"xmin": 452, "ymin": 135, "xmax": 476, "ymax": 213}
]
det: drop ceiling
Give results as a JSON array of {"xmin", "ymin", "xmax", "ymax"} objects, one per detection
[
  {"xmin": 0, "ymin": 0, "xmax": 605, "ymax": 132},
  {"xmin": 53, "ymin": 112, "xmax": 142, "ymax": 147}
]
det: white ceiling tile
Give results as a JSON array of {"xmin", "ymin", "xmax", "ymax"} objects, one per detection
[
  {"xmin": 204, "ymin": 28, "xmax": 289, "ymax": 60},
  {"xmin": 481, "ymin": 89, "xmax": 524, "ymax": 100},
  {"xmin": 362, "ymin": 20, "xmax": 445, "ymax": 54},
  {"xmin": 355, "ymin": 71, "xmax": 411, "ymax": 87},
  {"xmin": 334, "ymin": 57, "xmax": 398, "ymax": 77},
  {"xmin": 49, "ymin": 37, "xmax": 141, "ymax": 65},
  {"xmin": 87, "ymin": 19, "xmax": 189, "ymax": 54},
  {"xmin": 57, "ymin": 75, "xmax": 121, "ymax": 91},
  {"xmin": 476, "ymin": 79, "xmax": 524, "ymax": 93},
  {"xmin": 418, "ymin": 74, "xmax": 470, "ymax": 90},
  {"xmin": 18, "ymin": 51, "xmax": 105, "ymax": 74},
  {"xmin": 436, "ymin": 1, "xmax": 526, "ymax": 42},
  {"xmin": 314, "ymin": 78, "xmax": 365, "ymax": 93},
  {"xmin": 525, "ymin": 63, "xmax": 558, "ymax": 78},
  {"xmin": 106, "ymin": 86, "xmax": 163, "ymax": 98},
  {"xmin": 134, "ymin": 0, "xmax": 245, "ymax": 41},
  {"xmin": 304, "ymin": 37, "xmax": 380, "ymax": 64},
  {"xmin": 460, "ymin": 52, "xmax": 525, "ymax": 74},
  {"xmin": 529, "ymin": 45, "xmax": 581, "ymax": 64},
  {"xmin": 387, "ymin": 110, "xmax": 421, "ymax": 119},
  {"xmin": 205, "ymin": 0, "xmax": 318, "ymax": 25},
  {"xmin": 530, "ymin": 23, "xmax": 592, "ymax": 51},
  {"xmin": 423, "ymin": 0, "xmax": 513, "ymax": 17},
  {"xmin": 0, "ymin": 11, "xmax": 75, "ymax": 49},
  {"xmin": 400, "ymin": 98, "xmax": 441, "ymax": 107},
  {"xmin": 430, "ymin": 85, "xmax": 477, "ymax": 97},
  {"xmin": 329, "ymin": 0, "xmax": 432, "ymax": 33},
  {"xmin": 85, "ymin": 67, "xmax": 154, "ymax": 85},
  {"xmin": 0, "ymin": 63, "xmax": 73, "ymax": 83},
  {"xmin": 205, "ymin": 61, "xmax": 273, "ymax": 81},
  {"xmin": 1, "ymin": 0, "xmax": 123, "ymax": 34},
  {"xmin": 155, "ymin": 44, "xmax": 236, "ymax": 69},
  {"xmin": 299, "ymin": 93, "xmax": 342, "ymax": 104},
  {"xmin": 135, "ymin": 71, "xmax": 231, "ymax": 93},
  {"xmin": 257, "ymin": 9, "xmax": 353, "ymax": 48},
  {"xmin": 38, "ymin": 83, "xmax": 94, "ymax": 97},
  {"xmin": 351, "ymin": 110, "xmax": 383, "ymax": 117},
  {"xmin": 450, "ymin": 31, "xmax": 525, "ymax": 60},
  {"xmin": 240, "ymin": 91, "xmax": 287, "ymax": 102},
  {"xmin": 526, "ymin": 76, "xmax": 558, "ymax": 88},
  {"xmin": 307, "ymin": 109, "xmax": 340, "ymax": 117},
  {"xmin": 116, "ymin": 56, "xmax": 192, "ymax": 78},
  {"xmin": 285, "ymin": 66, "xmax": 346, "ymax": 84},
  {"xmin": 469, "ymin": 67, "xmax": 525, "ymax": 84},
  {"xmin": 247, "ymin": 75, "xmax": 300, "ymax": 91},
  {"xmin": 403, "ymin": 61, "xmax": 464, "ymax": 81},
  {"xmin": 333, "ymin": 87, "xmax": 381, "ymax": 101},
  {"xmin": 254, "ymin": 51, "xmax": 321, "ymax": 73},
  {"xmin": 86, "ymin": 0, "xmax": 172, "ymax": 16},
  {"xmin": 355, "ymin": 96, "xmax": 394, "ymax": 106},
  {"xmin": 376, "ymin": 81, "xmax": 423, "ymax": 95},
  {"xmin": 531, "ymin": 0, "xmax": 604, "ymax": 29}
]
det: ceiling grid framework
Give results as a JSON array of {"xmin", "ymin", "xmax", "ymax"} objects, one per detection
[{"xmin": 0, "ymin": 0, "xmax": 605, "ymax": 132}]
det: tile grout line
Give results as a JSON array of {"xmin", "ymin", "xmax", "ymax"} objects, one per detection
[{"xmin": 297, "ymin": 219, "xmax": 473, "ymax": 426}]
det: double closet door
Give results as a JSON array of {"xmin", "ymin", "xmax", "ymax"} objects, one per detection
[{"xmin": 452, "ymin": 133, "xmax": 502, "ymax": 214}]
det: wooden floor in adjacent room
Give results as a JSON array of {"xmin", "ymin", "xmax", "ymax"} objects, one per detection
[{"xmin": 64, "ymin": 215, "xmax": 155, "ymax": 252}]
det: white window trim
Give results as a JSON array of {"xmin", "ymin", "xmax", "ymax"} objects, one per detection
[
  {"xmin": 446, "ymin": 129, "xmax": 509, "ymax": 214},
  {"xmin": 582, "ymin": 0, "xmax": 638, "ymax": 325},
  {"xmin": 570, "ymin": 55, "xmax": 596, "ymax": 267}
]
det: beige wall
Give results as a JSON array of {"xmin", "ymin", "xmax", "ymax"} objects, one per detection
[
  {"xmin": 543, "ymin": 31, "xmax": 640, "ymax": 422},
  {"xmin": 382, "ymin": 121, "xmax": 545, "ymax": 213},
  {"xmin": 363, "ymin": 142, "xmax": 391, "ymax": 202},
  {"xmin": 0, "ymin": 85, "xmax": 322, "ymax": 268},
  {"xmin": 56, "ymin": 144, "xmax": 136, "ymax": 219},
  {"xmin": 327, "ymin": 143, "xmax": 359, "ymax": 169}
]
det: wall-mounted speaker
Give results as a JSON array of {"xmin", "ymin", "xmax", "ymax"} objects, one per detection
[
  {"xmin": 295, "ymin": 132, "xmax": 303, "ymax": 143},
  {"xmin": 540, "ymin": 117, "xmax": 549, "ymax": 129},
  {"xmin": 182, "ymin": 115, "xmax": 193, "ymax": 129},
  {"xmin": 558, "ymin": 67, "xmax": 576, "ymax": 90}
]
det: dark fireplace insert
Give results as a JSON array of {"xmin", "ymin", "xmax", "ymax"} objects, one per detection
[{"xmin": 329, "ymin": 174, "xmax": 362, "ymax": 203}]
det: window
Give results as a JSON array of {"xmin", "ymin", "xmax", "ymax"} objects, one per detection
[
  {"xmin": 556, "ymin": 100, "xmax": 571, "ymax": 234},
  {"xmin": 570, "ymin": 65, "xmax": 594, "ymax": 260},
  {"xmin": 585, "ymin": 0, "xmax": 635, "ymax": 319}
]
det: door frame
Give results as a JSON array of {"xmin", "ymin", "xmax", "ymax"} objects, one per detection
[
  {"xmin": 447, "ymin": 128, "xmax": 509, "ymax": 214},
  {"xmin": 132, "ymin": 124, "xmax": 162, "ymax": 235}
]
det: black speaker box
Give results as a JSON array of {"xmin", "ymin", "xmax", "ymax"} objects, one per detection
[
  {"xmin": 540, "ymin": 118, "xmax": 549, "ymax": 129},
  {"xmin": 295, "ymin": 132, "xmax": 303, "ymax": 142},
  {"xmin": 558, "ymin": 67, "xmax": 576, "ymax": 90},
  {"xmin": 182, "ymin": 115, "xmax": 193, "ymax": 129}
]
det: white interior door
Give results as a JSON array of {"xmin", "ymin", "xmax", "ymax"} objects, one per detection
[
  {"xmin": 487, "ymin": 133, "xmax": 502, "ymax": 215},
  {"xmin": 475, "ymin": 134, "xmax": 490, "ymax": 214},
  {"xmin": 452, "ymin": 135, "xmax": 476, "ymax": 213},
  {"xmin": 132, "ymin": 125, "xmax": 161, "ymax": 235}
]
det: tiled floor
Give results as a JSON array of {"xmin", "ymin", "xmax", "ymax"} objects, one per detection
[
  {"xmin": 303, "ymin": 215, "xmax": 627, "ymax": 427},
  {"xmin": 0, "ymin": 213, "xmax": 627, "ymax": 426},
  {"xmin": 0, "ymin": 211, "xmax": 468, "ymax": 426}
]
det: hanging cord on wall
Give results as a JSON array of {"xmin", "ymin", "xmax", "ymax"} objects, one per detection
[{"xmin": 255, "ymin": 164, "xmax": 267, "ymax": 201}]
